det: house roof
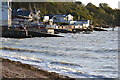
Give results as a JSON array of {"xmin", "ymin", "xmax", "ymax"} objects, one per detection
[
  {"xmin": 45, "ymin": 14, "xmax": 68, "ymax": 19},
  {"xmin": 12, "ymin": 9, "xmax": 31, "ymax": 17},
  {"xmin": 75, "ymin": 20, "xmax": 89, "ymax": 24},
  {"xmin": 76, "ymin": 20, "xmax": 89, "ymax": 22}
]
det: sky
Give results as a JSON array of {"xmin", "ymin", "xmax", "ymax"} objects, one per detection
[{"xmin": 76, "ymin": 0, "xmax": 120, "ymax": 9}]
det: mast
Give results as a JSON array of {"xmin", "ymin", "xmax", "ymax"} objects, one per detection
[
  {"xmin": 33, "ymin": 3, "xmax": 41, "ymax": 25},
  {"xmin": 29, "ymin": 3, "xmax": 34, "ymax": 21},
  {"xmin": 8, "ymin": 0, "xmax": 12, "ymax": 26}
]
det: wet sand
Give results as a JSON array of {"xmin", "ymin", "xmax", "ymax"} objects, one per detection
[{"xmin": 1, "ymin": 58, "xmax": 74, "ymax": 80}]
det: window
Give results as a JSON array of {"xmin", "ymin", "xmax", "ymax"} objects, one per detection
[
  {"xmin": 5, "ymin": 2, "xmax": 8, "ymax": 5},
  {"xmin": 2, "ymin": 9, "xmax": 4, "ymax": 12},
  {"xmin": 2, "ymin": 2, "xmax": 4, "ymax": 5},
  {"xmin": 2, "ymin": 2, "xmax": 8, "ymax": 5}
]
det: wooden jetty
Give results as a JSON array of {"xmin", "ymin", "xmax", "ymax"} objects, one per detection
[
  {"xmin": 2, "ymin": 28, "xmax": 63, "ymax": 38},
  {"xmin": 54, "ymin": 29, "xmax": 71, "ymax": 33}
]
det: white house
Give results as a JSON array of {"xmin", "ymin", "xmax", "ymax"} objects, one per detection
[
  {"xmin": 43, "ymin": 14, "xmax": 73, "ymax": 23},
  {"xmin": 70, "ymin": 20, "xmax": 90, "ymax": 27},
  {"xmin": 67, "ymin": 14, "xmax": 73, "ymax": 21},
  {"xmin": 0, "ymin": 0, "xmax": 12, "ymax": 26},
  {"xmin": 43, "ymin": 16, "xmax": 49, "ymax": 22}
]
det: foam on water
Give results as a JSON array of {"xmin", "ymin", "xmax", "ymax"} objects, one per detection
[{"xmin": 0, "ymin": 27, "xmax": 118, "ymax": 78}]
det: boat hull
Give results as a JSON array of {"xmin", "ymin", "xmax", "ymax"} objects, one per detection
[{"xmin": 2, "ymin": 29, "xmax": 63, "ymax": 38}]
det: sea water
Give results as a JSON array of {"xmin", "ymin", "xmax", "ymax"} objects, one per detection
[{"xmin": 0, "ymin": 28, "xmax": 118, "ymax": 78}]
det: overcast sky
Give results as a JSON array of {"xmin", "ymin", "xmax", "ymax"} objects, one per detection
[{"xmin": 76, "ymin": 0, "xmax": 119, "ymax": 9}]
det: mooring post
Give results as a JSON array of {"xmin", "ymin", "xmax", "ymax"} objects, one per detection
[
  {"xmin": 24, "ymin": 25, "xmax": 28, "ymax": 37},
  {"xmin": 112, "ymin": 26, "xmax": 115, "ymax": 31}
]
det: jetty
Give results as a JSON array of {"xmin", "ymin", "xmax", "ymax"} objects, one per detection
[{"xmin": 2, "ymin": 26, "xmax": 63, "ymax": 38}]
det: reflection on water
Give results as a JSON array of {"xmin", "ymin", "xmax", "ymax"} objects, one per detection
[{"xmin": 0, "ymin": 28, "xmax": 118, "ymax": 78}]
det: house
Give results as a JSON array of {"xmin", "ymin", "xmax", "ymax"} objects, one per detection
[
  {"xmin": 67, "ymin": 14, "xmax": 73, "ymax": 21},
  {"xmin": 70, "ymin": 20, "xmax": 90, "ymax": 27},
  {"xmin": 43, "ymin": 16, "xmax": 49, "ymax": 22},
  {"xmin": 43, "ymin": 14, "xmax": 73, "ymax": 23},
  {"xmin": 0, "ymin": 0, "xmax": 12, "ymax": 26}
]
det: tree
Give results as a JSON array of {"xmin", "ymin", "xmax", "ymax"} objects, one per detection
[{"xmin": 12, "ymin": 2, "xmax": 119, "ymax": 26}]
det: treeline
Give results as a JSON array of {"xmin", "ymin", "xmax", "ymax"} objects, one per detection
[{"xmin": 12, "ymin": 2, "xmax": 120, "ymax": 26}]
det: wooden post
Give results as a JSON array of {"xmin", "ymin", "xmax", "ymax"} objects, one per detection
[
  {"xmin": 112, "ymin": 26, "xmax": 115, "ymax": 31},
  {"xmin": 25, "ymin": 25, "xmax": 28, "ymax": 36}
]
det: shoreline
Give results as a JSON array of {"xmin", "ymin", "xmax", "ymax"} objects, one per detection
[{"xmin": 1, "ymin": 58, "xmax": 75, "ymax": 80}]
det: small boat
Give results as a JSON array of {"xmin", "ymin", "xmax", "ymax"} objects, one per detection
[
  {"xmin": 54, "ymin": 29, "xmax": 71, "ymax": 33},
  {"xmin": 93, "ymin": 27, "xmax": 107, "ymax": 31},
  {"xmin": 82, "ymin": 31, "xmax": 91, "ymax": 34}
]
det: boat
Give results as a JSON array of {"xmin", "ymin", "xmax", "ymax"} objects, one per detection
[
  {"xmin": 54, "ymin": 29, "xmax": 71, "ymax": 33},
  {"xmin": 82, "ymin": 31, "xmax": 91, "ymax": 34},
  {"xmin": 93, "ymin": 27, "xmax": 107, "ymax": 31},
  {"xmin": 2, "ymin": 27, "xmax": 63, "ymax": 38}
]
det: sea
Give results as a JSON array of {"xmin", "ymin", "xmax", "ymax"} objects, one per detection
[{"xmin": 0, "ymin": 27, "xmax": 118, "ymax": 78}]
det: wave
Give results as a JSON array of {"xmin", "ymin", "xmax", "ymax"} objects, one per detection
[
  {"xmin": 50, "ymin": 61, "xmax": 82, "ymax": 68},
  {"xmin": 94, "ymin": 49, "xmax": 118, "ymax": 53},
  {"xmin": 0, "ymin": 47, "xmax": 72, "ymax": 57},
  {"xmin": 0, "ymin": 47, "xmax": 48, "ymax": 53},
  {"xmin": 47, "ymin": 64, "xmax": 106, "ymax": 78},
  {"xmin": 1, "ymin": 55, "xmax": 43, "ymax": 62},
  {"xmin": 78, "ymin": 48, "xmax": 118, "ymax": 53}
]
